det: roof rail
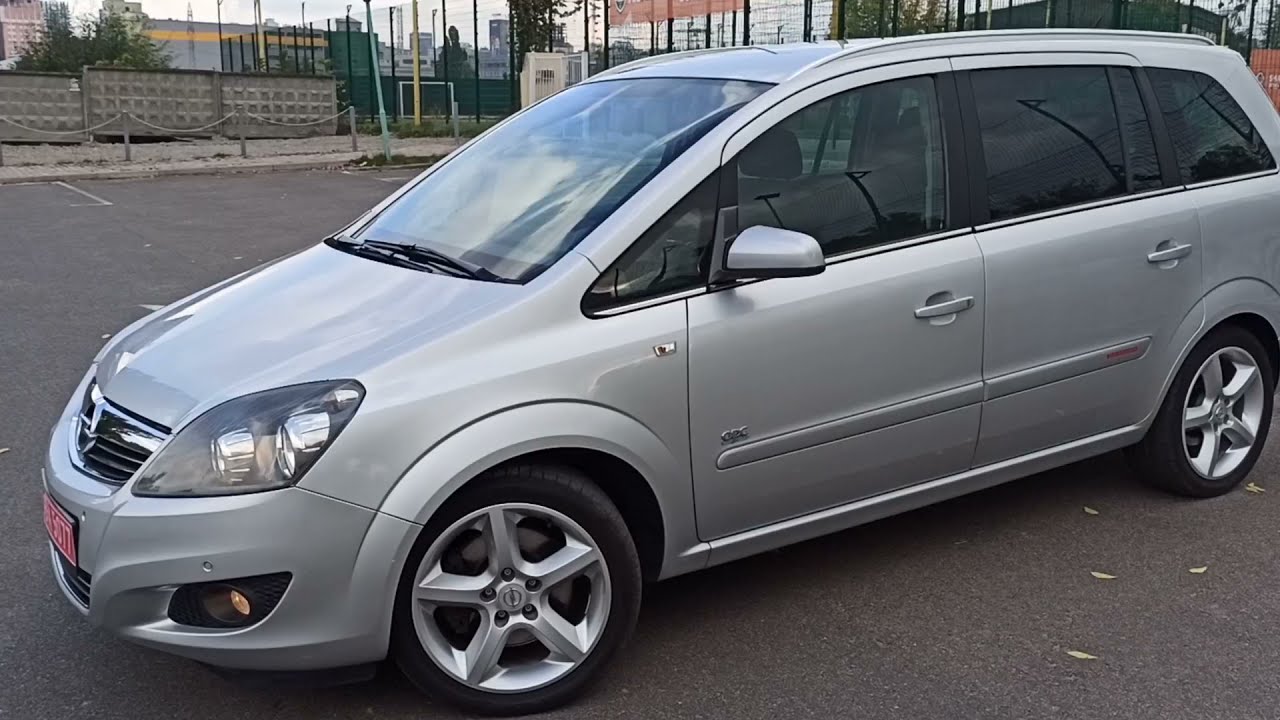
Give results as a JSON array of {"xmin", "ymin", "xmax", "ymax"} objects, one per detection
[
  {"xmin": 591, "ymin": 45, "xmax": 777, "ymax": 80},
  {"xmin": 794, "ymin": 29, "xmax": 1216, "ymax": 79}
]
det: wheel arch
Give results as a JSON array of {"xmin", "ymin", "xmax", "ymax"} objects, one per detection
[
  {"xmin": 1146, "ymin": 279, "xmax": 1280, "ymax": 428},
  {"xmin": 378, "ymin": 402, "xmax": 697, "ymax": 584}
]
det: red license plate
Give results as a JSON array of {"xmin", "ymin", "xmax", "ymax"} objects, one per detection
[{"xmin": 43, "ymin": 493, "xmax": 77, "ymax": 567}]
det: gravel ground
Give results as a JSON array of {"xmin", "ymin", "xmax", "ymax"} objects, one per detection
[{"xmin": 1, "ymin": 134, "xmax": 459, "ymax": 167}]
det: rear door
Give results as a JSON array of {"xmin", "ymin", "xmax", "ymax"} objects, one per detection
[{"xmin": 955, "ymin": 53, "xmax": 1205, "ymax": 465}]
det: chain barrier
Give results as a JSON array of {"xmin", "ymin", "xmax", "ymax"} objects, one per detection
[
  {"xmin": 0, "ymin": 108, "xmax": 362, "ymax": 168},
  {"xmin": 244, "ymin": 106, "xmax": 351, "ymax": 127},
  {"xmin": 127, "ymin": 112, "xmax": 239, "ymax": 135},
  {"xmin": 0, "ymin": 114, "xmax": 123, "ymax": 136}
]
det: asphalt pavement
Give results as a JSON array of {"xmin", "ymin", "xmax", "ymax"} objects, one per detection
[{"xmin": 4, "ymin": 171, "xmax": 1280, "ymax": 720}]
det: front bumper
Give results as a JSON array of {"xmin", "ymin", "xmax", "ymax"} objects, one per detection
[{"xmin": 43, "ymin": 387, "xmax": 420, "ymax": 671}]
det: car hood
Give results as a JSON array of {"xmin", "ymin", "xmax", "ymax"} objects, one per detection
[{"xmin": 96, "ymin": 243, "xmax": 519, "ymax": 430}]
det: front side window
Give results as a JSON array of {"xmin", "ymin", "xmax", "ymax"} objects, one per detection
[
  {"xmin": 1147, "ymin": 68, "xmax": 1275, "ymax": 183},
  {"xmin": 584, "ymin": 175, "xmax": 719, "ymax": 311},
  {"xmin": 735, "ymin": 75, "xmax": 947, "ymax": 257},
  {"xmin": 972, "ymin": 66, "xmax": 1127, "ymax": 221},
  {"xmin": 353, "ymin": 77, "xmax": 769, "ymax": 282}
]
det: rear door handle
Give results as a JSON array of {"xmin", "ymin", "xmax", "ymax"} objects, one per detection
[
  {"xmin": 915, "ymin": 296, "xmax": 974, "ymax": 319},
  {"xmin": 1147, "ymin": 243, "xmax": 1192, "ymax": 264}
]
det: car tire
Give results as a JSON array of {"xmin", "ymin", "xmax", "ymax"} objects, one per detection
[
  {"xmin": 1128, "ymin": 325, "xmax": 1275, "ymax": 498},
  {"xmin": 391, "ymin": 464, "xmax": 642, "ymax": 716}
]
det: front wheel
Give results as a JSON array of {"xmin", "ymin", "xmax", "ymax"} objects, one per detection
[
  {"xmin": 391, "ymin": 465, "xmax": 642, "ymax": 716},
  {"xmin": 1129, "ymin": 325, "xmax": 1275, "ymax": 497}
]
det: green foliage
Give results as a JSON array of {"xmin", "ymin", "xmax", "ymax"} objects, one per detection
[
  {"xmin": 17, "ymin": 4, "xmax": 169, "ymax": 73},
  {"xmin": 829, "ymin": 0, "xmax": 947, "ymax": 37},
  {"xmin": 437, "ymin": 25, "xmax": 475, "ymax": 79},
  {"xmin": 510, "ymin": 0, "xmax": 584, "ymax": 59}
]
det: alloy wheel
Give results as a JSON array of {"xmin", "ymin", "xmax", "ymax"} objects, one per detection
[
  {"xmin": 1182, "ymin": 346, "xmax": 1266, "ymax": 480},
  {"xmin": 409, "ymin": 503, "xmax": 611, "ymax": 693}
]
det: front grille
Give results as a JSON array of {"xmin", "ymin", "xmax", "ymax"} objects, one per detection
[
  {"xmin": 73, "ymin": 382, "xmax": 168, "ymax": 485},
  {"xmin": 56, "ymin": 550, "xmax": 92, "ymax": 607}
]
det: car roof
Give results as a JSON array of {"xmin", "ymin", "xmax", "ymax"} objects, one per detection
[{"xmin": 588, "ymin": 30, "xmax": 1220, "ymax": 85}]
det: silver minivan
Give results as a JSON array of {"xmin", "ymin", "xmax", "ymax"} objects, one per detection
[{"xmin": 44, "ymin": 29, "xmax": 1280, "ymax": 715}]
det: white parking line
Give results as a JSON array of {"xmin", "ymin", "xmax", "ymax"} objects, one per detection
[
  {"xmin": 53, "ymin": 181, "xmax": 112, "ymax": 207},
  {"xmin": 375, "ymin": 176, "xmax": 413, "ymax": 183}
]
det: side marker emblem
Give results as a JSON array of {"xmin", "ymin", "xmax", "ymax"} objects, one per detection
[{"xmin": 653, "ymin": 342, "xmax": 677, "ymax": 357}]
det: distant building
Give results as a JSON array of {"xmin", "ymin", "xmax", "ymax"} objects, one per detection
[
  {"xmin": 101, "ymin": 0, "xmax": 145, "ymax": 30},
  {"xmin": 0, "ymin": 0, "xmax": 43, "ymax": 60},
  {"xmin": 146, "ymin": 18, "xmax": 255, "ymax": 70},
  {"xmin": 488, "ymin": 17, "xmax": 508, "ymax": 55}
]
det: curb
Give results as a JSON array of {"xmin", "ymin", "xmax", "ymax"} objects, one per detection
[{"xmin": 0, "ymin": 155, "xmax": 363, "ymax": 185}]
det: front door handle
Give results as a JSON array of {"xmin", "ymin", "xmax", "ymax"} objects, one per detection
[
  {"xmin": 914, "ymin": 295, "xmax": 974, "ymax": 319},
  {"xmin": 1147, "ymin": 242, "xmax": 1192, "ymax": 265}
]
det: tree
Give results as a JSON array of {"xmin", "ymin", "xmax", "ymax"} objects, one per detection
[
  {"xmin": 829, "ymin": 0, "xmax": 945, "ymax": 38},
  {"xmin": 438, "ymin": 25, "xmax": 474, "ymax": 78},
  {"xmin": 17, "ymin": 6, "xmax": 169, "ymax": 73},
  {"xmin": 510, "ymin": 0, "xmax": 584, "ymax": 59}
]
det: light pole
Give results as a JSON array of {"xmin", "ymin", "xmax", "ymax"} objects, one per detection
[
  {"xmin": 364, "ymin": 0, "xmax": 392, "ymax": 159},
  {"xmin": 344, "ymin": 5, "xmax": 354, "ymax": 108},
  {"xmin": 216, "ymin": 0, "xmax": 224, "ymax": 70},
  {"xmin": 432, "ymin": 9, "xmax": 438, "ymax": 66}
]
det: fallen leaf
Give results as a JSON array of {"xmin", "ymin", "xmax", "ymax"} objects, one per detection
[
  {"xmin": 1189, "ymin": 566, "xmax": 1208, "ymax": 574},
  {"xmin": 1066, "ymin": 650, "xmax": 1098, "ymax": 660},
  {"xmin": 0, "ymin": 448, "xmax": 9, "ymax": 456},
  {"xmin": 1083, "ymin": 506, "xmax": 1100, "ymax": 515},
  {"xmin": 1246, "ymin": 482, "xmax": 1265, "ymax": 494},
  {"xmin": 101, "ymin": 333, "xmax": 111, "ymax": 339},
  {"xmin": 1090, "ymin": 571, "xmax": 1116, "ymax": 580}
]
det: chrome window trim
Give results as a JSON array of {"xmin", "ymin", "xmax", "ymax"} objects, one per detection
[
  {"xmin": 973, "ymin": 185, "xmax": 1185, "ymax": 233},
  {"xmin": 1182, "ymin": 168, "xmax": 1279, "ymax": 191}
]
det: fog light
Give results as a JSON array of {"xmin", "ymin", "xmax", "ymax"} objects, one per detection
[
  {"xmin": 199, "ymin": 584, "xmax": 254, "ymax": 625},
  {"xmin": 230, "ymin": 589, "xmax": 251, "ymax": 616}
]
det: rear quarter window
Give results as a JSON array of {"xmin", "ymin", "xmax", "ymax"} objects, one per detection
[{"xmin": 1147, "ymin": 68, "xmax": 1276, "ymax": 183}]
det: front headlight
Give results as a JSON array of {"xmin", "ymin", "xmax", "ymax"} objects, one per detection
[{"xmin": 132, "ymin": 381, "xmax": 364, "ymax": 497}]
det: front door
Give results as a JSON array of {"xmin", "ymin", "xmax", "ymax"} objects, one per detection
[{"xmin": 686, "ymin": 62, "xmax": 987, "ymax": 540}]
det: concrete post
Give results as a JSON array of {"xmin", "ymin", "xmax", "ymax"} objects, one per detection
[
  {"xmin": 349, "ymin": 106, "xmax": 358, "ymax": 152},
  {"xmin": 238, "ymin": 106, "xmax": 247, "ymax": 158},
  {"xmin": 122, "ymin": 112, "xmax": 132, "ymax": 162}
]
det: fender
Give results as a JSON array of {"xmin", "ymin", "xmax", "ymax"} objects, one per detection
[
  {"xmin": 376, "ymin": 401, "xmax": 703, "ymax": 579},
  {"xmin": 1141, "ymin": 279, "xmax": 1280, "ymax": 428}
]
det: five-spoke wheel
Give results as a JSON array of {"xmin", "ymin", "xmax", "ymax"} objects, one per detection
[
  {"xmin": 1131, "ymin": 325, "xmax": 1274, "ymax": 497},
  {"xmin": 392, "ymin": 464, "xmax": 642, "ymax": 716}
]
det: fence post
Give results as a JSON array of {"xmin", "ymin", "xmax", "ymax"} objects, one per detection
[
  {"xmin": 743, "ymin": 0, "xmax": 750, "ymax": 43},
  {"xmin": 349, "ymin": 105, "xmax": 358, "ymax": 151},
  {"xmin": 891, "ymin": 0, "xmax": 899, "ymax": 34},
  {"xmin": 604, "ymin": 0, "xmax": 611, "ymax": 67},
  {"xmin": 1111, "ymin": 0, "xmax": 1122, "ymax": 28},
  {"xmin": 667, "ymin": 17, "xmax": 674, "ymax": 51},
  {"xmin": 390, "ymin": 8, "xmax": 399, "ymax": 121},
  {"xmin": 472, "ymin": 0, "xmax": 480, "ymax": 123},
  {"xmin": 122, "ymin": 112, "xmax": 132, "ymax": 162},
  {"xmin": 236, "ymin": 105, "xmax": 247, "ymax": 158},
  {"xmin": 835, "ymin": 0, "xmax": 845, "ymax": 37},
  {"xmin": 0, "ymin": 141, "xmax": 5, "ymax": 167},
  {"xmin": 1247, "ymin": 0, "xmax": 1259, "ymax": 60}
]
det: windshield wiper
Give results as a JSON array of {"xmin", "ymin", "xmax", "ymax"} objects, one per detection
[
  {"xmin": 362, "ymin": 240, "xmax": 513, "ymax": 283},
  {"xmin": 326, "ymin": 234, "xmax": 438, "ymax": 273}
]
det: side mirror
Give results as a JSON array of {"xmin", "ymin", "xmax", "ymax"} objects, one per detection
[{"xmin": 724, "ymin": 226, "xmax": 825, "ymax": 279}]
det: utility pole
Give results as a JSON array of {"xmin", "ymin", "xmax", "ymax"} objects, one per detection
[{"xmin": 217, "ymin": 0, "xmax": 224, "ymax": 70}]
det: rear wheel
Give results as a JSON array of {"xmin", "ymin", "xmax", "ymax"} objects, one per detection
[
  {"xmin": 1129, "ymin": 325, "xmax": 1274, "ymax": 497},
  {"xmin": 391, "ymin": 465, "xmax": 641, "ymax": 716}
]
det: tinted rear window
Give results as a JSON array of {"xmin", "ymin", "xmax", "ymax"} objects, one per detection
[{"xmin": 1147, "ymin": 68, "xmax": 1275, "ymax": 183}]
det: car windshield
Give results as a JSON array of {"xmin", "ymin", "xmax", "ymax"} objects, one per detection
[{"xmin": 351, "ymin": 77, "xmax": 770, "ymax": 282}]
